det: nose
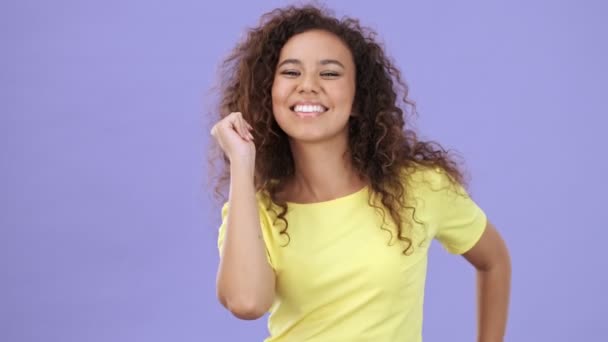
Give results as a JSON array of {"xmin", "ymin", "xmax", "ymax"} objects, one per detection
[{"xmin": 297, "ymin": 73, "xmax": 320, "ymax": 94}]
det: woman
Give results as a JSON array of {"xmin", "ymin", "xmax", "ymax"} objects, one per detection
[{"xmin": 211, "ymin": 4, "xmax": 510, "ymax": 342}]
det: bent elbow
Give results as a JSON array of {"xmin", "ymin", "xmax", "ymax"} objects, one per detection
[
  {"xmin": 225, "ymin": 299, "xmax": 268, "ymax": 320},
  {"xmin": 230, "ymin": 305, "xmax": 267, "ymax": 320},
  {"xmin": 217, "ymin": 291, "xmax": 269, "ymax": 320}
]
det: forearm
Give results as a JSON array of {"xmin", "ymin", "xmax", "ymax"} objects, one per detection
[
  {"xmin": 476, "ymin": 261, "xmax": 511, "ymax": 342},
  {"xmin": 216, "ymin": 160, "xmax": 275, "ymax": 316}
]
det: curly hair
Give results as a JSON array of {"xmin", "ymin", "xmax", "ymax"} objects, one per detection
[{"xmin": 211, "ymin": 4, "xmax": 467, "ymax": 255}]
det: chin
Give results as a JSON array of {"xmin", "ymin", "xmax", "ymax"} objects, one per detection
[
  {"xmin": 288, "ymin": 129, "xmax": 349, "ymax": 145},
  {"xmin": 274, "ymin": 110, "xmax": 350, "ymax": 143},
  {"xmin": 285, "ymin": 132, "xmax": 326, "ymax": 143}
]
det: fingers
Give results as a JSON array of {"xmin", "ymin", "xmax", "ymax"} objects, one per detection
[
  {"xmin": 238, "ymin": 116, "xmax": 251, "ymax": 141},
  {"xmin": 242, "ymin": 118, "xmax": 254, "ymax": 141},
  {"xmin": 232, "ymin": 112, "xmax": 254, "ymax": 141},
  {"xmin": 233, "ymin": 112, "xmax": 251, "ymax": 141},
  {"xmin": 210, "ymin": 112, "xmax": 254, "ymax": 142}
]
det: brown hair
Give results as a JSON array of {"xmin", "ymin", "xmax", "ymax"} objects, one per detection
[{"xmin": 211, "ymin": 4, "xmax": 467, "ymax": 254}]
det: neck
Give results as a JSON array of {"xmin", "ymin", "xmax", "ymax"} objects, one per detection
[{"xmin": 285, "ymin": 137, "xmax": 366, "ymax": 203}]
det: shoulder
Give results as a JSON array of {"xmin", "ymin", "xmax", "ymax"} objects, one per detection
[{"xmin": 402, "ymin": 163, "xmax": 461, "ymax": 193}]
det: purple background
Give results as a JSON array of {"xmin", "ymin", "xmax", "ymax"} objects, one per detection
[{"xmin": 2, "ymin": 0, "xmax": 606, "ymax": 341}]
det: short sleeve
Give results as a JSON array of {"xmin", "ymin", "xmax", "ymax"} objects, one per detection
[
  {"xmin": 413, "ymin": 168, "xmax": 487, "ymax": 255},
  {"xmin": 217, "ymin": 198, "xmax": 278, "ymax": 270}
]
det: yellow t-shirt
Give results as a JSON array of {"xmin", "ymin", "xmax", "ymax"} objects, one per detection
[{"xmin": 217, "ymin": 166, "xmax": 487, "ymax": 342}]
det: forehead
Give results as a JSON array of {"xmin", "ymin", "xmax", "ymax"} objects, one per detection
[{"xmin": 278, "ymin": 29, "xmax": 354, "ymax": 65}]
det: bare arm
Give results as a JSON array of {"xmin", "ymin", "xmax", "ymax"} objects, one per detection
[
  {"xmin": 213, "ymin": 112, "xmax": 276, "ymax": 320},
  {"xmin": 463, "ymin": 221, "xmax": 511, "ymax": 342}
]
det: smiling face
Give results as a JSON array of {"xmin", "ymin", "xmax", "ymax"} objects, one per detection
[{"xmin": 271, "ymin": 29, "xmax": 356, "ymax": 144}]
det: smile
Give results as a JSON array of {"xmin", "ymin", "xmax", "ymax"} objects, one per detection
[{"xmin": 290, "ymin": 104, "xmax": 328, "ymax": 118}]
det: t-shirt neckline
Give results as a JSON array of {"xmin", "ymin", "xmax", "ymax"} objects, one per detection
[{"xmin": 285, "ymin": 185, "xmax": 369, "ymax": 208}]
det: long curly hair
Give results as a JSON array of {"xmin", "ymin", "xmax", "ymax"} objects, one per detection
[{"xmin": 211, "ymin": 4, "xmax": 467, "ymax": 255}]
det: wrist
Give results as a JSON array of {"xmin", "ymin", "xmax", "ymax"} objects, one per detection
[{"xmin": 230, "ymin": 158, "xmax": 255, "ymax": 179}]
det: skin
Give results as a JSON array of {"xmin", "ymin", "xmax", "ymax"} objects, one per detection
[
  {"xmin": 271, "ymin": 29, "xmax": 356, "ymax": 144},
  {"xmin": 463, "ymin": 221, "xmax": 511, "ymax": 342},
  {"xmin": 212, "ymin": 111, "xmax": 275, "ymax": 320},
  {"xmin": 213, "ymin": 29, "xmax": 511, "ymax": 340},
  {"xmin": 271, "ymin": 29, "xmax": 366, "ymax": 203}
]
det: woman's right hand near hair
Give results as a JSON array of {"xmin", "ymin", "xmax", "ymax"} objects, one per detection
[
  {"xmin": 211, "ymin": 112, "xmax": 256, "ymax": 164},
  {"xmin": 213, "ymin": 113, "xmax": 276, "ymax": 319}
]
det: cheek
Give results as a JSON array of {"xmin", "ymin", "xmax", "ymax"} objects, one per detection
[
  {"xmin": 329, "ymin": 82, "xmax": 356, "ymax": 108},
  {"xmin": 271, "ymin": 79, "xmax": 289, "ymax": 105},
  {"xmin": 271, "ymin": 82, "xmax": 291, "ymax": 125}
]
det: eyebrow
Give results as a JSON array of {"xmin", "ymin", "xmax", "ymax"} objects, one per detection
[{"xmin": 277, "ymin": 58, "xmax": 345, "ymax": 69}]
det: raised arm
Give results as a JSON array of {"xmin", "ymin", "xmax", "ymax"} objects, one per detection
[{"xmin": 212, "ymin": 112, "xmax": 276, "ymax": 320}]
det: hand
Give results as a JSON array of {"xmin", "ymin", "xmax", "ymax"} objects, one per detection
[{"xmin": 211, "ymin": 112, "xmax": 256, "ymax": 163}]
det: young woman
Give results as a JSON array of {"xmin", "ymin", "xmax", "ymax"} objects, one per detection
[{"xmin": 211, "ymin": 5, "xmax": 510, "ymax": 342}]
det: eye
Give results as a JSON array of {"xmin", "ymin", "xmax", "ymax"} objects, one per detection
[
  {"xmin": 280, "ymin": 70, "xmax": 300, "ymax": 77},
  {"xmin": 321, "ymin": 72, "xmax": 340, "ymax": 78}
]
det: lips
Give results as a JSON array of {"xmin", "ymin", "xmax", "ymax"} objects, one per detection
[
  {"xmin": 294, "ymin": 112, "xmax": 322, "ymax": 118},
  {"xmin": 289, "ymin": 102, "xmax": 328, "ymax": 118}
]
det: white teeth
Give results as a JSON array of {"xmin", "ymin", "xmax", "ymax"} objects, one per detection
[{"xmin": 294, "ymin": 105, "xmax": 326, "ymax": 113}]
